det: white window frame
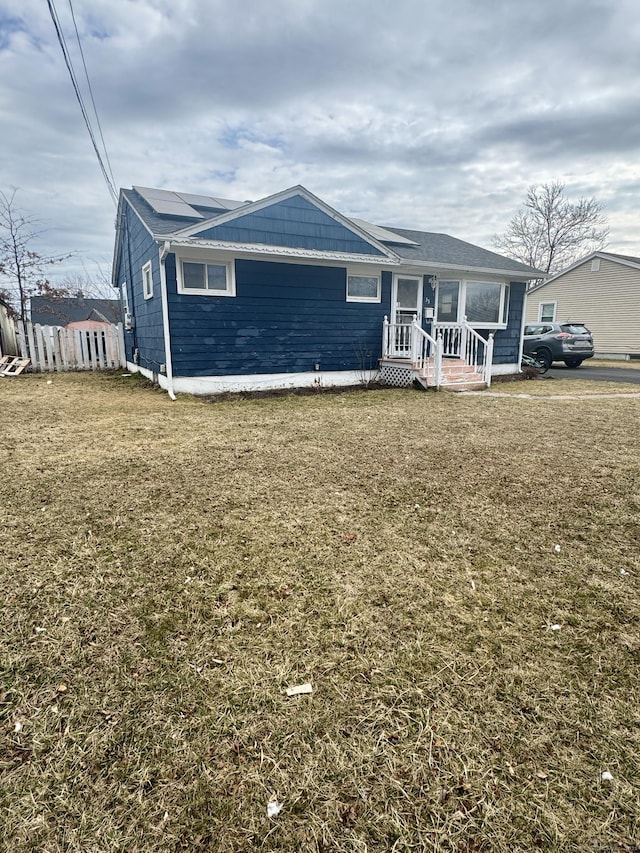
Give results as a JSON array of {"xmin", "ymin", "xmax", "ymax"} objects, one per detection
[
  {"xmin": 538, "ymin": 301, "xmax": 557, "ymax": 322},
  {"xmin": 121, "ymin": 281, "xmax": 129, "ymax": 314},
  {"xmin": 591, "ymin": 258, "xmax": 600, "ymax": 272},
  {"xmin": 346, "ymin": 270, "xmax": 381, "ymax": 303},
  {"xmin": 435, "ymin": 279, "xmax": 510, "ymax": 329},
  {"xmin": 142, "ymin": 261, "xmax": 153, "ymax": 300},
  {"xmin": 177, "ymin": 257, "xmax": 236, "ymax": 297}
]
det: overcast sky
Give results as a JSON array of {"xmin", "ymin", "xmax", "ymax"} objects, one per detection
[{"xmin": 1, "ymin": 0, "xmax": 638, "ymax": 288}]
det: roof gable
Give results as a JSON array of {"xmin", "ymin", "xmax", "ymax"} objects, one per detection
[
  {"xmin": 175, "ymin": 186, "xmax": 392, "ymax": 258},
  {"xmin": 530, "ymin": 250, "xmax": 640, "ymax": 292}
]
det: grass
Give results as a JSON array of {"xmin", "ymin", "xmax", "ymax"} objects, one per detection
[{"xmin": 1, "ymin": 371, "xmax": 639, "ymax": 852}]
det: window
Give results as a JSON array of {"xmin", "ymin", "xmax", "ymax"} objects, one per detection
[
  {"xmin": 121, "ymin": 282, "xmax": 129, "ymax": 314},
  {"xmin": 437, "ymin": 281, "xmax": 460, "ymax": 322},
  {"xmin": 539, "ymin": 301, "xmax": 556, "ymax": 322},
  {"xmin": 346, "ymin": 272, "xmax": 381, "ymax": 302},
  {"xmin": 178, "ymin": 259, "xmax": 235, "ymax": 296},
  {"xmin": 142, "ymin": 261, "xmax": 153, "ymax": 299},
  {"xmin": 591, "ymin": 258, "xmax": 600, "ymax": 272},
  {"xmin": 436, "ymin": 280, "xmax": 509, "ymax": 327},
  {"xmin": 464, "ymin": 281, "xmax": 509, "ymax": 326}
]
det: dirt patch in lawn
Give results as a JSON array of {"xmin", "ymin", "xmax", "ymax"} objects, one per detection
[{"xmin": 1, "ymin": 372, "xmax": 639, "ymax": 852}]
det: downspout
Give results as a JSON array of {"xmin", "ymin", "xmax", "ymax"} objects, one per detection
[
  {"xmin": 518, "ymin": 282, "xmax": 528, "ymax": 369},
  {"xmin": 159, "ymin": 240, "xmax": 176, "ymax": 400}
]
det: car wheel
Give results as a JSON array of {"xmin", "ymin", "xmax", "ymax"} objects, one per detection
[
  {"xmin": 535, "ymin": 349, "xmax": 552, "ymax": 372},
  {"xmin": 564, "ymin": 359, "xmax": 583, "ymax": 368}
]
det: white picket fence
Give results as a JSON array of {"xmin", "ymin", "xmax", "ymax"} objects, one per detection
[{"xmin": 16, "ymin": 321, "xmax": 126, "ymax": 373}]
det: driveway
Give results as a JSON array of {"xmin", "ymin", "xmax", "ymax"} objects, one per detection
[{"xmin": 547, "ymin": 363, "xmax": 640, "ymax": 384}]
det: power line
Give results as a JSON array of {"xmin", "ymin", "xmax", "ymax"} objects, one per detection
[
  {"xmin": 67, "ymin": 0, "xmax": 117, "ymax": 195},
  {"xmin": 45, "ymin": 0, "xmax": 118, "ymax": 206}
]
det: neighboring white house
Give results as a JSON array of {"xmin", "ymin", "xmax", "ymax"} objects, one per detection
[{"xmin": 525, "ymin": 251, "xmax": 640, "ymax": 360}]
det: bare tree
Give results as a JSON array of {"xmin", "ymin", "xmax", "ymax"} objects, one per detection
[
  {"xmin": 0, "ymin": 188, "xmax": 71, "ymax": 321},
  {"xmin": 493, "ymin": 181, "xmax": 609, "ymax": 275}
]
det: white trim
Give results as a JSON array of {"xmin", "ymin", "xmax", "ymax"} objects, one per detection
[
  {"xmin": 167, "ymin": 237, "xmax": 397, "ymax": 266},
  {"xmin": 126, "ymin": 363, "xmax": 378, "ymax": 396},
  {"xmin": 530, "ymin": 251, "xmax": 640, "ymax": 293},
  {"xmin": 159, "ymin": 241, "xmax": 176, "ymax": 400},
  {"xmin": 346, "ymin": 270, "xmax": 381, "ymax": 303},
  {"xmin": 142, "ymin": 260, "xmax": 153, "ymax": 299},
  {"xmin": 120, "ymin": 281, "xmax": 129, "ymax": 314},
  {"xmin": 398, "ymin": 258, "xmax": 540, "ymax": 280},
  {"xmin": 538, "ymin": 300, "xmax": 557, "ymax": 322},
  {"xmin": 176, "ymin": 256, "xmax": 236, "ymax": 297},
  {"xmin": 391, "ymin": 274, "xmax": 423, "ymax": 325},
  {"xmin": 435, "ymin": 278, "xmax": 510, "ymax": 329}
]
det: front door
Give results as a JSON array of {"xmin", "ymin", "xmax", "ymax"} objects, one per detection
[{"xmin": 391, "ymin": 275, "xmax": 422, "ymax": 357}]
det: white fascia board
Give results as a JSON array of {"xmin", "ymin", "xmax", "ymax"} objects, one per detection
[
  {"xmin": 169, "ymin": 184, "xmax": 400, "ymax": 262},
  {"xmin": 598, "ymin": 251, "xmax": 640, "ymax": 271},
  {"xmin": 164, "ymin": 237, "xmax": 401, "ymax": 267},
  {"xmin": 113, "ymin": 192, "xmax": 162, "ymax": 287},
  {"xmin": 531, "ymin": 250, "xmax": 640, "ymax": 291},
  {"xmin": 405, "ymin": 259, "xmax": 541, "ymax": 280},
  {"xmin": 111, "ymin": 194, "xmax": 126, "ymax": 286}
]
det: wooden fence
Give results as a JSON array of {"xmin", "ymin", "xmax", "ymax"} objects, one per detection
[{"xmin": 15, "ymin": 321, "xmax": 127, "ymax": 373}]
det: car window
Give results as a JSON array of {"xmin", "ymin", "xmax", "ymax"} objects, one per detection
[
  {"xmin": 561, "ymin": 324, "xmax": 590, "ymax": 335},
  {"xmin": 524, "ymin": 325, "xmax": 542, "ymax": 335}
]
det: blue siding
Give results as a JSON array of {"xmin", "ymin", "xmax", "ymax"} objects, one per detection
[
  {"xmin": 167, "ymin": 258, "xmax": 392, "ymax": 377},
  {"xmin": 191, "ymin": 195, "xmax": 385, "ymax": 256},
  {"xmin": 492, "ymin": 282, "xmax": 526, "ymax": 363},
  {"xmin": 116, "ymin": 206, "xmax": 166, "ymax": 372}
]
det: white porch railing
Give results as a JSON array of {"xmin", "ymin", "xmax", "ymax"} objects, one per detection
[{"xmin": 382, "ymin": 316, "xmax": 494, "ymax": 388}]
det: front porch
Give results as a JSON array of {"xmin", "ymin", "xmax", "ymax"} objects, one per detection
[{"xmin": 379, "ymin": 318, "xmax": 494, "ymax": 391}]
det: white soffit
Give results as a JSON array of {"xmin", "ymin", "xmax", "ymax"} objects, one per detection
[{"xmin": 351, "ymin": 217, "xmax": 419, "ymax": 246}]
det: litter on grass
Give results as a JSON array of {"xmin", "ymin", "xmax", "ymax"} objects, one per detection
[
  {"xmin": 554, "ymin": 544, "xmax": 561, "ymax": 553},
  {"xmin": 286, "ymin": 682, "xmax": 313, "ymax": 697},
  {"xmin": 620, "ymin": 569, "xmax": 629, "ymax": 576},
  {"xmin": 601, "ymin": 771, "xmax": 614, "ymax": 782},
  {"xmin": 550, "ymin": 624, "xmax": 562, "ymax": 631},
  {"xmin": 14, "ymin": 721, "xmax": 23, "ymax": 733},
  {"xmin": 267, "ymin": 800, "xmax": 283, "ymax": 818}
]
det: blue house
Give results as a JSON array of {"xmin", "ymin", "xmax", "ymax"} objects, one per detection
[{"xmin": 111, "ymin": 184, "xmax": 541, "ymax": 397}]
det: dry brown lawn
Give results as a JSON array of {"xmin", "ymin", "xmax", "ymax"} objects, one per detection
[{"xmin": 1, "ymin": 372, "xmax": 639, "ymax": 852}]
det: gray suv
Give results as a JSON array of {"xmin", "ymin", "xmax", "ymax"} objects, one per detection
[{"xmin": 523, "ymin": 322, "xmax": 594, "ymax": 369}]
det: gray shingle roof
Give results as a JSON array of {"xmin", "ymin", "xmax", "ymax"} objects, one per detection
[
  {"xmin": 121, "ymin": 187, "xmax": 542, "ymax": 278},
  {"xmin": 381, "ymin": 227, "xmax": 541, "ymax": 276}
]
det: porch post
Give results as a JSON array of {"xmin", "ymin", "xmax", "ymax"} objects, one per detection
[{"xmin": 382, "ymin": 315, "xmax": 389, "ymax": 358}]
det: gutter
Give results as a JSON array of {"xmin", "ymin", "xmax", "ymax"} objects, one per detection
[{"xmin": 158, "ymin": 240, "xmax": 176, "ymax": 400}]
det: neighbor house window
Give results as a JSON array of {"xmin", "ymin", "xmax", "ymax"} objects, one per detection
[
  {"xmin": 591, "ymin": 258, "xmax": 600, "ymax": 272},
  {"xmin": 178, "ymin": 259, "xmax": 235, "ymax": 296},
  {"xmin": 464, "ymin": 281, "xmax": 509, "ymax": 326},
  {"xmin": 539, "ymin": 301, "xmax": 556, "ymax": 322},
  {"xmin": 142, "ymin": 261, "xmax": 153, "ymax": 299},
  {"xmin": 346, "ymin": 272, "xmax": 381, "ymax": 302}
]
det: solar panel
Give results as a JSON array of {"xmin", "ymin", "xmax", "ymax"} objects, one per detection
[
  {"xmin": 134, "ymin": 186, "xmax": 205, "ymax": 219},
  {"xmin": 177, "ymin": 191, "xmax": 245, "ymax": 211},
  {"xmin": 351, "ymin": 218, "xmax": 419, "ymax": 246}
]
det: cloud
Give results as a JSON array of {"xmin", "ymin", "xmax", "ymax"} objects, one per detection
[{"xmin": 0, "ymin": 0, "xmax": 639, "ymax": 286}]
